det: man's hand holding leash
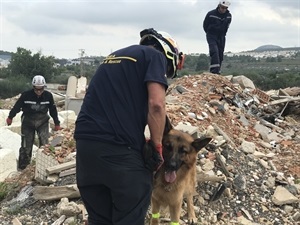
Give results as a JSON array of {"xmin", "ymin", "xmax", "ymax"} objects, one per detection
[{"xmin": 143, "ymin": 139, "xmax": 164, "ymax": 172}]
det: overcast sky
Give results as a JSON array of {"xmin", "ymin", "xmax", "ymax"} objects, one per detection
[{"xmin": 1, "ymin": 0, "xmax": 299, "ymax": 59}]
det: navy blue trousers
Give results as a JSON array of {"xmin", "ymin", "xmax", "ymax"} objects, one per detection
[
  {"xmin": 76, "ymin": 139, "xmax": 153, "ymax": 225},
  {"xmin": 206, "ymin": 34, "xmax": 226, "ymax": 74}
]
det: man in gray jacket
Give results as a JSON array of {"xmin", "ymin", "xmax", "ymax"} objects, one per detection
[{"xmin": 6, "ymin": 75, "xmax": 60, "ymax": 170}]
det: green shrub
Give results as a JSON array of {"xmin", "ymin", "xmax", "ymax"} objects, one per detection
[
  {"xmin": 0, "ymin": 76, "xmax": 31, "ymax": 99},
  {"xmin": 50, "ymin": 74, "xmax": 70, "ymax": 85},
  {"xmin": 0, "ymin": 182, "xmax": 9, "ymax": 201}
]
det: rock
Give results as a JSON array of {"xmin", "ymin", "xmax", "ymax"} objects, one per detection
[
  {"xmin": 240, "ymin": 140, "xmax": 256, "ymax": 154},
  {"xmin": 56, "ymin": 197, "xmax": 82, "ymax": 216},
  {"xmin": 271, "ymin": 186, "xmax": 299, "ymax": 206}
]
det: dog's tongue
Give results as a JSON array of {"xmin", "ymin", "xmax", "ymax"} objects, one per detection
[{"xmin": 165, "ymin": 171, "xmax": 176, "ymax": 183}]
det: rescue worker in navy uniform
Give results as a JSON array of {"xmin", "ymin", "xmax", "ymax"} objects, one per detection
[
  {"xmin": 6, "ymin": 75, "xmax": 60, "ymax": 170},
  {"xmin": 74, "ymin": 28, "xmax": 184, "ymax": 225},
  {"xmin": 203, "ymin": 0, "xmax": 232, "ymax": 74}
]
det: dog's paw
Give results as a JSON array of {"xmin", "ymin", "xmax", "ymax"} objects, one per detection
[
  {"xmin": 149, "ymin": 219, "xmax": 159, "ymax": 225},
  {"xmin": 188, "ymin": 217, "xmax": 198, "ymax": 224}
]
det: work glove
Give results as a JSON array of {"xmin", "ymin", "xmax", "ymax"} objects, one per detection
[
  {"xmin": 6, "ymin": 118, "xmax": 12, "ymax": 126},
  {"xmin": 54, "ymin": 125, "xmax": 61, "ymax": 131},
  {"xmin": 143, "ymin": 140, "xmax": 164, "ymax": 172}
]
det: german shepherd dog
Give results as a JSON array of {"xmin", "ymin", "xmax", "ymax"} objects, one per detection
[{"xmin": 150, "ymin": 117, "xmax": 212, "ymax": 225}]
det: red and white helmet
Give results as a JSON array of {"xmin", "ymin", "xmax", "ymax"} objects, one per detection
[
  {"xmin": 32, "ymin": 75, "xmax": 46, "ymax": 87},
  {"xmin": 140, "ymin": 28, "xmax": 184, "ymax": 78},
  {"xmin": 219, "ymin": 0, "xmax": 231, "ymax": 7}
]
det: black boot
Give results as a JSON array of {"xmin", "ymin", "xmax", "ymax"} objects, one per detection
[{"xmin": 18, "ymin": 149, "xmax": 30, "ymax": 170}]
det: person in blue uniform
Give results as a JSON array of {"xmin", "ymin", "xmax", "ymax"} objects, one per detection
[
  {"xmin": 74, "ymin": 28, "xmax": 184, "ymax": 225},
  {"xmin": 6, "ymin": 75, "xmax": 60, "ymax": 170},
  {"xmin": 203, "ymin": 0, "xmax": 232, "ymax": 74}
]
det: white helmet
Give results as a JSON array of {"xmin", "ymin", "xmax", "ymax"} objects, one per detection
[
  {"xmin": 139, "ymin": 28, "xmax": 184, "ymax": 78},
  {"xmin": 32, "ymin": 75, "xmax": 46, "ymax": 87},
  {"xmin": 219, "ymin": 0, "xmax": 230, "ymax": 7}
]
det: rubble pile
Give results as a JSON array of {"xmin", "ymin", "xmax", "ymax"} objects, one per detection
[
  {"xmin": 0, "ymin": 73, "xmax": 299, "ymax": 225},
  {"xmin": 166, "ymin": 73, "xmax": 300, "ymax": 178},
  {"xmin": 155, "ymin": 73, "xmax": 300, "ymax": 225}
]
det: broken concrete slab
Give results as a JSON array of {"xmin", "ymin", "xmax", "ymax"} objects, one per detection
[
  {"xmin": 231, "ymin": 75, "xmax": 256, "ymax": 90},
  {"xmin": 272, "ymin": 186, "xmax": 299, "ymax": 206},
  {"xmin": 35, "ymin": 149, "xmax": 59, "ymax": 184},
  {"xmin": 33, "ymin": 184, "xmax": 80, "ymax": 201},
  {"xmin": 0, "ymin": 127, "xmax": 38, "ymax": 177},
  {"xmin": 0, "ymin": 148, "xmax": 17, "ymax": 182},
  {"xmin": 174, "ymin": 123, "xmax": 199, "ymax": 139},
  {"xmin": 0, "ymin": 127, "xmax": 21, "ymax": 159},
  {"xmin": 0, "ymin": 110, "xmax": 22, "ymax": 127}
]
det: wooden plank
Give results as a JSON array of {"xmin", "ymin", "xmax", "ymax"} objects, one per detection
[
  {"xmin": 46, "ymin": 160, "xmax": 76, "ymax": 175},
  {"xmin": 59, "ymin": 168, "xmax": 76, "ymax": 177},
  {"xmin": 282, "ymin": 87, "xmax": 300, "ymax": 96},
  {"xmin": 33, "ymin": 184, "xmax": 80, "ymax": 200},
  {"xmin": 212, "ymin": 123, "xmax": 237, "ymax": 148},
  {"xmin": 258, "ymin": 118, "xmax": 283, "ymax": 132},
  {"xmin": 268, "ymin": 96, "xmax": 300, "ymax": 105},
  {"xmin": 215, "ymin": 153, "xmax": 231, "ymax": 177}
]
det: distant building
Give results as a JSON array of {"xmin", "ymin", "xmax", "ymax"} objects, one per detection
[
  {"xmin": 225, "ymin": 49, "xmax": 300, "ymax": 59},
  {"xmin": 65, "ymin": 57, "xmax": 95, "ymax": 66},
  {"xmin": 0, "ymin": 59, "xmax": 10, "ymax": 68}
]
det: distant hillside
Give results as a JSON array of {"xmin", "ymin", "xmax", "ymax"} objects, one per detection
[
  {"xmin": 0, "ymin": 50, "xmax": 12, "ymax": 60},
  {"xmin": 245, "ymin": 45, "xmax": 300, "ymax": 53},
  {"xmin": 254, "ymin": 45, "xmax": 283, "ymax": 51},
  {"xmin": 0, "ymin": 55, "xmax": 11, "ymax": 60},
  {"xmin": 0, "ymin": 50, "xmax": 12, "ymax": 55}
]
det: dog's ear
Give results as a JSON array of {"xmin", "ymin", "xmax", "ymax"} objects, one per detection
[
  {"xmin": 192, "ymin": 136, "xmax": 212, "ymax": 152},
  {"xmin": 164, "ymin": 115, "xmax": 173, "ymax": 135}
]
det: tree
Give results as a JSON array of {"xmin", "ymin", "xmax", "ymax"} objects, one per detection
[
  {"xmin": 195, "ymin": 54, "xmax": 209, "ymax": 72},
  {"xmin": 8, "ymin": 48, "xmax": 32, "ymax": 77},
  {"xmin": 183, "ymin": 55, "xmax": 198, "ymax": 69},
  {"xmin": 265, "ymin": 57, "xmax": 276, "ymax": 62},
  {"xmin": 7, "ymin": 47, "xmax": 58, "ymax": 81}
]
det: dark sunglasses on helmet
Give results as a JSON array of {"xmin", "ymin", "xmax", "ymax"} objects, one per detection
[{"xmin": 34, "ymin": 86, "xmax": 44, "ymax": 92}]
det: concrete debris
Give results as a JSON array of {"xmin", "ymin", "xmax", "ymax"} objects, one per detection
[
  {"xmin": 51, "ymin": 215, "xmax": 66, "ymax": 225},
  {"xmin": 56, "ymin": 197, "xmax": 82, "ymax": 216},
  {"xmin": 272, "ymin": 186, "xmax": 299, "ymax": 206},
  {"xmin": 0, "ymin": 73, "xmax": 299, "ymax": 225}
]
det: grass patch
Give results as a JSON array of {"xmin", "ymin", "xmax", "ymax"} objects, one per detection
[{"xmin": 0, "ymin": 182, "xmax": 10, "ymax": 201}]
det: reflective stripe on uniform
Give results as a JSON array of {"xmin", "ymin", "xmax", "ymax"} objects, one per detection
[{"xmin": 209, "ymin": 64, "xmax": 220, "ymax": 68}]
